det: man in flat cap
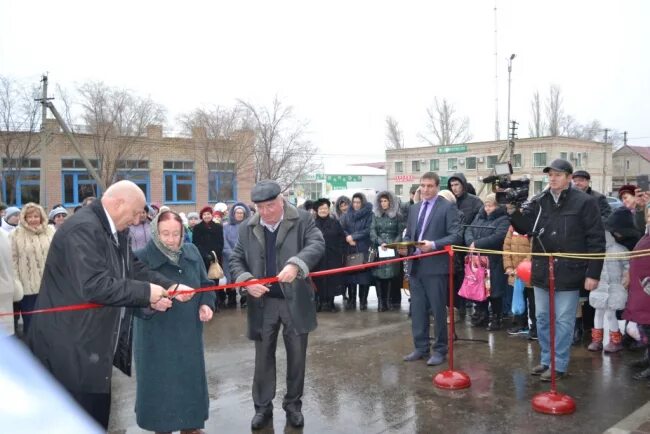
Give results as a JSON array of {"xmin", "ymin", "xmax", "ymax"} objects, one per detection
[
  {"xmin": 510, "ymin": 159, "xmax": 605, "ymax": 382},
  {"xmin": 572, "ymin": 170, "xmax": 611, "ymax": 224},
  {"xmin": 230, "ymin": 180, "xmax": 325, "ymax": 430},
  {"xmin": 570, "ymin": 169, "xmax": 611, "ymax": 344}
]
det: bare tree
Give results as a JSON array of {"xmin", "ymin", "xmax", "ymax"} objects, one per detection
[
  {"xmin": 418, "ymin": 97, "xmax": 471, "ymax": 146},
  {"xmin": 545, "ymin": 84, "xmax": 564, "ymax": 137},
  {"xmin": 528, "ymin": 90, "xmax": 545, "ymax": 137},
  {"xmin": 0, "ymin": 76, "xmax": 45, "ymax": 205},
  {"xmin": 177, "ymin": 106, "xmax": 256, "ymax": 200},
  {"xmin": 385, "ymin": 116, "xmax": 404, "ymax": 149},
  {"xmin": 238, "ymin": 96, "xmax": 319, "ymax": 191},
  {"xmin": 61, "ymin": 81, "xmax": 166, "ymax": 188}
]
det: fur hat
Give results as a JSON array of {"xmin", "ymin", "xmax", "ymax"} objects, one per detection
[
  {"xmin": 618, "ymin": 184, "xmax": 637, "ymax": 199},
  {"xmin": 187, "ymin": 212, "xmax": 200, "ymax": 220}
]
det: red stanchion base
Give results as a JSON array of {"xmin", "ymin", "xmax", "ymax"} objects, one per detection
[
  {"xmin": 433, "ymin": 370, "xmax": 471, "ymax": 390},
  {"xmin": 531, "ymin": 391, "xmax": 576, "ymax": 415}
]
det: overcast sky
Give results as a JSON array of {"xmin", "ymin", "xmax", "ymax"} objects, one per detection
[{"xmin": 1, "ymin": 0, "xmax": 648, "ymax": 166}]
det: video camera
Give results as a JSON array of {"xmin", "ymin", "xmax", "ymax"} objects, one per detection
[{"xmin": 481, "ymin": 162, "xmax": 530, "ymax": 205}]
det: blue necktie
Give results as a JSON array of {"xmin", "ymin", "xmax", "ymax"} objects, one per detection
[{"xmin": 414, "ymin": 200, "xmax": 429, "ymax": 241}]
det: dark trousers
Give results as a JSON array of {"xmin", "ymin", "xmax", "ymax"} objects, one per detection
[
  {"xmin": 70, "ymin": 390, "xmax": 112, "ymax": 430},
  {"xmin": 253, "ymin": 297, "xmax": 309, "ymax": 415},
  {"xmin": 14, "ymin": 294, "xmax": 39, "ymax": 336},
  {"xmin": 409, "ymin": 274, "xmax": 448, "ymax": 355},
  {"xmin": 514, "ymin": 287, "xmax": 537, "ymax": 330}
]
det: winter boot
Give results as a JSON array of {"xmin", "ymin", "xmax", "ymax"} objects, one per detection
[
  {"xmin": 587, "ymin": 328, "xmax": 604, "ymax": 352},
  {"xmin": 629, "ymin": 349, "xmax": 650, "ymax": 368},
  {"xmin": 226, "ymin": 290, "xmax": 237, "ymax": 308},
  {"xmin": 471, "ymin": 310, "xmax": 489, "ymax": 327},
  {"xmin": 316, "ymin": 295, "xmax": 322, "ymax": 312},
  {"xmin": 359, "ymin": 285, "xmax": 369, "ymax": 311},
  {"xmin": 377, "ymin": 285, "xmax": 387, "ymax": 312},
  {"xmin": 240, "ymin": 293, "xmax": 247, "ymax": 308},
  {"xmin": 328, "ymin": 297, "xmax": 338, "ymax": 313},
  {"xmin": 604, "ymin": 330, "xmax": 624, "ymax": 353},
  {"xmin": 486, "ymin": 314, "xmax": 503, "ymax": 331},
  {"xmin": 346, "ymin": 286, "xmax": 357, "ymax": 309}
]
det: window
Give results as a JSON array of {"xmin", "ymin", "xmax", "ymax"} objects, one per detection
[
  {"xmin": 512, "ymin": 154, "xmax": 522, "ymax": 168},
  {"xmin": 430, "ymin": 159, "xmax": 439, "ymax": 171},
  {"xmin": 394, "ymin": 161, "xmax": 403, "ymax": 173},
  {"xmin": 411, "ymin": 160, "xmax": 421, "ymax": 172},
  {"xmin": 487, "ymin": 155, "xmax": 498, "ymax": 169},
  {"xmin": 209, "ymin": 171, "xmax": 237, "ymax": 202},
  {"xmin": 164, "ymin": 172, "xmax": 195, "ymax": 203},
  {"xmin": 117, "ymin": 160, "xmax": 149, "ymax": 170},
  {"xmin": 465, "ymin": 157, "xmax": 477, "ymax": 170},
  {"xmin": 533, "ymin": 152, "xmax": 547, "ymax": 167},
  {"xmin": 447, "ymin": 158, "xmax": 457, "ymax": 171},
  {"xmin": 163, "ymin": 161, "xmax": 194, "ymax": 170},
  {"xmin": 62, "ymin": 172, "xmax": 99, "ymax": 206},
  {"xmin": 395, "ymin": 184, "xmax": 403, "ymax": 196},
  {"xmin": 116, "ymin": 171, "xmax": 150, "ymax": 201},
  {"xmin": 534, "ymin": 181, "xmax": 544, "ymax": 194},
  {"xmin": 2, "ymin": 171, "xmax": 40, "ymax": 206},
  {"xmin": 61, "ymin": 158, "xmax": 99, "ymax": 169},
  {"xmin": 299, "ymin": 182, "xmax": 321, "ymax": 201},
  {"xmin": 560, "ymin": 152, "xmax": 568, "ymax": 161},
  {"xmin": 2, "ymin": 158, "xmax": 41, "ymax": 169}
]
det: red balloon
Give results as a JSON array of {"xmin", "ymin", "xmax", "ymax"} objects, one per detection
[{"xmin": 516, "ymin": 260, "xmax": 532, "ymax": 285}]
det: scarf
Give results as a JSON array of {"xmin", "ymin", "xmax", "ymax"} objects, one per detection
[{"xmin": 150, "ymin": 209, "xmax": 183, "ymax": 264}]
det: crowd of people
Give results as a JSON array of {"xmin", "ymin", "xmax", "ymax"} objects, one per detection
[{"xmin": 1, "ymin": 160, "xmax": 650, "ymax": 431}]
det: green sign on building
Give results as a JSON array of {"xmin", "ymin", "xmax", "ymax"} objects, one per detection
[
  {"xmin": 437, "ymin": 145, "xmax": 467, "ymax": 154},
  {"xmin": 326, "ymin": 175, "xmax": 362, "ymax": 189}
]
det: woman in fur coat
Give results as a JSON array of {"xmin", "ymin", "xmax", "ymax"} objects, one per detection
[{"xmin": 9, "ymin": 203, "xmax": 55, "ymax": 334}]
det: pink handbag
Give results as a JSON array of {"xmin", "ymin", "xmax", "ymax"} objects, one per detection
[{"xmin": 458, "ymin": 253, "xmax": 490, "ymax": 302}]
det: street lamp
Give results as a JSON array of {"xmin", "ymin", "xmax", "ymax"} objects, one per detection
[{"xmin": 506, "ymin": 53, "xmax": 516, "ymax": 162}]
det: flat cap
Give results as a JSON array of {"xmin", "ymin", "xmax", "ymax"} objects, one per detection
[
  {"xmin": 251, "ymin": 180, "xmax": 281, "ymax": 203},
  {"xmin": 543, "ymin": 158, "xmax": 573, "ymax": 175},
  {"xmin": 572, "ymin": 170, "xmax": 590, "ymax": 180}
]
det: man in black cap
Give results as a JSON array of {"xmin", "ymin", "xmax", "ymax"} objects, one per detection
[
  {"xmin": 510, "ymin": 158, "xmax": 605, "ymax": 381},
  {"xmin": 230, "ymin": 179, "xmax": 325, "ymax": 430},
  {"xmin": 571, "ymin": 169, "xmax": 610, "ymax": 345},
  {"xmin": 572, "ymin": 170, "xmax": 612, "ymax": 224}
]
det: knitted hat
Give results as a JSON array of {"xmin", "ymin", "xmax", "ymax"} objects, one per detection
[
  {"xmin": 4, "ymin": 206, "xmax": 20, "ymax": 220},
  {"xmin": 187, "ymin": 212, "xmax": 200, "ymax": 220},
  {"xmin": 48, "ymin": 206, "xmax": 68, "ymax": 221}
]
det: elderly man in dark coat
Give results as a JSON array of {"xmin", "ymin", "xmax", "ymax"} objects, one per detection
[
  {"xmin": 230, "ymin": 180, "xmax": 325, "ymax": 430},
  {"xmin": 27, "ymin": 181, "xmax": 193, "ymax": 429}
]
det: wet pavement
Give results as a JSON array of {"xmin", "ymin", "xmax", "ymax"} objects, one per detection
[{"xmin": 108, "ymin": 293, "xmax": 650, "ymax": 434}]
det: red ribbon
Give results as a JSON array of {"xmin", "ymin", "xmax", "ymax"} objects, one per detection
[{"xmin": 0, "ymin": 247, "xmax": 450, "ymax": 318}]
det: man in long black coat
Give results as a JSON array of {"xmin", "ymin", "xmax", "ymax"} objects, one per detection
[{"xmin": 28, "ymin": 181, "xmax": 192, "ymax": 429}]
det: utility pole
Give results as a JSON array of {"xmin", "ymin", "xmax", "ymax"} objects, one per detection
[
  {"xmin": 36, "ymin": 74, "xmax": 54, "ymax": 208},
  {"xmin": 494, "ymin": 1, "xmax": 500, "ymax": 141},
  {"xmin": 602, "ymin": 128, "xmax": 609, "ymax": 193},
  {"xmin": 623, "ymin": 131, "xmax": 628, "ymax": 184},
  {"xmin": 36, "ymin": 75, "xmax": 106, "ymax": 192},
  {"xmin": 506, "ymin": 53, "xmax": 516, "ymax": 161}
]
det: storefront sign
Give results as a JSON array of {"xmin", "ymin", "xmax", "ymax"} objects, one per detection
[
  {"xmin": 393, "ymin": 174, "xmax": 415, "ymax": 182},
  {"xmin": 437, "ymin": 145, "xmax": 467, "ymax": 154}
]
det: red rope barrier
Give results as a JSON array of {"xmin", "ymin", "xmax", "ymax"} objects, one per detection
[{"xmin": 0, "ymin": 247, "xmax": 449, "ymax": 318}]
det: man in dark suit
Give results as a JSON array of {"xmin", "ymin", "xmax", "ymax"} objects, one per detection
[{"xmin": 400, "ymin": 172, "xmax": 462, "ymax": 366}]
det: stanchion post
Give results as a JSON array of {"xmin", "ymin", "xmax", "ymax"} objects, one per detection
[
  {"xmin": 531, "ymin": 255, "xmax": 576, "ymax": 414},
  {"xmin": 433, "ymin": 246, "xmax": 471, "ymax": 390}
]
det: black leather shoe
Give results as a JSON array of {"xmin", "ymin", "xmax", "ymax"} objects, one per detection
[
  {"xmin": 251, "ymin": 412, "xmax": 272, "ymax": 430},
  {"xmin": 286, "ymin": 410, "xmax": 304, "ymax": 428}
]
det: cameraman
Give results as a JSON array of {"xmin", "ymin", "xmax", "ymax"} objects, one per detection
[{"xmin": 509, "ymin": 158, "xmax": 605, "ymax": 381}]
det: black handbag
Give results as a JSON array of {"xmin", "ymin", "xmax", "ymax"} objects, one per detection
[{"xmin": 345, "ymin": 251, "xmax": 365, "ymax": 267}]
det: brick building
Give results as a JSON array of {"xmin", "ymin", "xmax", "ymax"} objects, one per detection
[
  {"xmin": 1, "ymin": 119, "xmax": 256, "ymax": 214},
  {"xmin": 386, "ymin": 136, "xmax": 613, "ymax": 201}
]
